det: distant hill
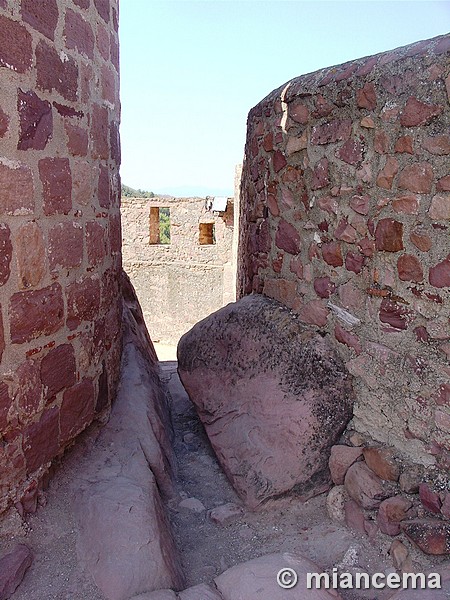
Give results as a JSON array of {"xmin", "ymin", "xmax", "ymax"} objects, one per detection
[{"xmin": 121, "ymin": 183, "xmax": 155, "ymax": 198}]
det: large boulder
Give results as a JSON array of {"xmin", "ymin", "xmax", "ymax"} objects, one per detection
[{"xmin": 177, "ymin": 294, "xmax": 355, "ymax": 509}]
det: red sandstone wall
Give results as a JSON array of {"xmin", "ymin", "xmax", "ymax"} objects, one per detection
[
  {"xmin": 238, "ymin": 35, "xmax": 449, "ymax": 470},
  {"xmin": 0, "ymin": 0, "xmax": 122, "ymax": 514}
]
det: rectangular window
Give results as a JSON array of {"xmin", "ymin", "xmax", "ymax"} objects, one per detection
[
  {"xmin": 199, "ymin": 222, "xmax": 215, "ymax": 245},
  {"xmin": 149, "ymin": 207, "xmax": 171, "ymax": 244}
]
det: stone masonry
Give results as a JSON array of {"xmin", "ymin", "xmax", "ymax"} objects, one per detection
[
  {"xmin": 0, "ymin": 0, "xmax": 122, "ymax": 515},
  {"xmin": 238, "ymin": 34, "xmax": 450, "ymax": 473},
  {"xmin": 121, "ymin": 196, "xmax": 234, "ymax": 345}
]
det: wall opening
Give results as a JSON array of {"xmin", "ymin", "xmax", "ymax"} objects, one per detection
[
  {"xmin": 199, "ymin": 222, "xmax": 215, "ymax": 245},
  {"xmin": 149, "ymin": 207, "xmax": 171, "ymax": 244}
]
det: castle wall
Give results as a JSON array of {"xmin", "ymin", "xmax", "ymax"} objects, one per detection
[
  {"xmin": 121, "ymin": 196, "xmax": 234, "ymax": 345},
  {"xmin": 238, "ymin": 34, "xmax": 450, "ymax": 470},
  {"xmin": 0, "ymin": 0, "xmax": 122, "ymax": 513}
]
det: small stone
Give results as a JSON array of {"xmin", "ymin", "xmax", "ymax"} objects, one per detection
[
  {"xmin": 349, "ymin": 194, "xmax": 370, "ymax": 215},
  {"xmin": 349, "ymin": 432, "xmax": 365, "ymax": 447},
  {"xmin": 375, "ymin": 219, "xmax": 403, "ymax": 252},
  {"xmin": 344, "ymin": 498, "xmax": 366, "ymax": 534},
  {"xmin": 329, "ymin": 445, "xmax": 363, "ymax": 485},
  {"xmin": 376, "ymin": 157, "xmax": 399, "ymax": 189},
  {"xmin": 0, "ymin": 544, "xmax": 33, "ymax": 599},
  {"xmin": 401, "ymin": 519, "xmax": 450, "ymax": 555},
  {"xmin": 178, "ymin": 498, "xmax": 206, "ymax": 513},
  {"xmin": 392, "ymin": 194, "xmax": 419, "ymax": 215},
  {"xmin": 357, "ymin": 82, "xmax": 377, "ymax": 110},
  {"xmin": 336, "ymin": 138, "xmax": 363, "ymax": 165},
  {"xmin": 377, "ymin": 496, "xmax": 414, "ymax": 536},
  {"xmin": 17, "ymin": 89, "xmax": 52, "ymax": 151},
  {"xmin": 360, "ymin": 116, "xmax": 375, "ymax": 128},
  {"xmin": 311, "ymin": 157, "xmax": 329, "ymax": 190},
  {"xmin": 275, "ymin": 219, "xmax": 300, "ymax": 255},
  {"xmin": 322, "ymin": 241, "xmax": 343, "ymax": 266},
  {"xmin": 419, "ymin": 483, "xmax": 442, "ymax": 514},
  {"xmin": 397, "ymin": 254, "xmax": 423, "ymax": 282},
  {"xmin": 363, "ymin": 447, "xmax": 400, "ymax": 481},
  {"xmin": 344, "ymin": 462, "xmax": 389, "ymax": 509},
  {"xmin": 422, "ymin": 134, "xmax": 450, "ymax": 155},
  {"xmin": 399, "ymin": 465, "xmax": 424, "ymax": 493},
  {"xmin": 389, "ymin": 540, "xmax": 411, "ymax": 571},
  {"xmin": 400, "ymin": 97, "xmax": 442, "ymax": 127},
  {"xmin": 313, "ymin": 276, "xmax": 336, "ymax": 299},
  {"xmin": 326, "ymin": 485, "xmax": 347, "ymax": 522},
  {"xmin": 429, "ymin": 194, "xmax": 450, "ymax": 220},
  {"xmin": 429, "ymin": 255, "xmax": 450, "ymax": 288},
  {"xmin": 398, "ymin": 162, "xmax": 434, "ymax": 194},
  {"xmin": 394, "ymin": 135, "xmax": 414, "ymax": 154},
  {"xmin": 272, "ymin": 150, "xmax": 287, "ymax": 173},
  {"xmin": 410, "ymin": 229, "xmax": 432, "ymax": 252},
  {"xmin": 209, "ymin": 503, "xmax": 243, "ymax": 527}
]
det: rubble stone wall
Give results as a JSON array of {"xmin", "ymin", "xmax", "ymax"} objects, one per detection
[
  {"xmin": 238, "ymin": 34, "xmax": 450, "ymax": 471},
  {"xmin": 121, "ymin": 196, "xmax": 234, "ymax": 345},
  {"xmin": 0, "ymin": 0, "xmax": 122, "ymax": 514}
]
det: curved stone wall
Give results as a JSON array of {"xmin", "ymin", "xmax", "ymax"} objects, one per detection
[
  {"xmin": 0, "ymin": 0, "xmax": 122, "ymax": 514},
  {"xmin": 238, "ymin": 34, "xmax": 449, "ymax": 471}
]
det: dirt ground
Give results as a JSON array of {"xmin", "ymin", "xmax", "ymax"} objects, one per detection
[{"xmin": 1, "ymin": 345, "xmax": 448, "ymax": 599}]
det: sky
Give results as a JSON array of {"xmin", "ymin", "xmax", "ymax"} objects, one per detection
[{"xmin": 119, "ymin": 1, "xmax": 450, "ymax": 197}]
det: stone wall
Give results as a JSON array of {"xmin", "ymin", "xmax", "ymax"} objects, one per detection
[
  {"xmin": 238, "ymin": 34, "xmax": 449, "ymax": 471},
  {"xmin": 0, "ymin": 0, "xmax": 122, "ymax": 514},
  {"xmin": 121, "ymin": 196, "xmax": 234, "ymax": 345}
]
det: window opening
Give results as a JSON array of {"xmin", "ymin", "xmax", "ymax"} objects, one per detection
[
  {"xmin": 199, "ymin": 222, "xmax": 215, "ymax": 245},
  {"xmin": 149, "ymin": 207, "xmax": 171, "ymax": 244}
]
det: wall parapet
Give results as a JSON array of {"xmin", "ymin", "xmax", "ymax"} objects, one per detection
[{"xmin": 238, "ymin": 34, "xmax": 450, "ymax": 471}]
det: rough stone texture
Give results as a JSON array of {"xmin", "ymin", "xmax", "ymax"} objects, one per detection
[
  {"xmin": 401, "ymin": 519, "xmax": 450, "ymax": 555},
  {"xmin": 214, "ymin": 553, "xmax": 342, "ymax": 599},
  {"xmin": 377, "ymin": 496, "xmax": 414, "ymax": 535},
  {"xmin": 0, "ymin": 544, "xmax": 33, "ymax": 599},
  {"xmin": 0, "ymin": 0, "xmax": 122, "ymax": 516},
  {"xmin": 74, "ymin": 302, "xmax": 182, "ymax": 600},
  {"xmin": 329, "ymin": 445, "xmax": 363, "ymax": 485},
  {"xmin": 362, "ymin": 447, "xmax": 400, "ymax": 481},
  {"xmin": 209, "ymin": 503, "xmax": 244, "ymax": 527},
  {"xmin": 237, "ymin": 33, "xmax": 450, "ymax": 476},
  {"xmin": 344, "ymin": 462, "xmax": 389, "ymax": 509},
  {"xmin": 121, "ymin": 196, "xmax": 235, "ymax": 345},
  {"xmin": 178, "ymin": 294, "xmax": 355, "ymax": 509}
]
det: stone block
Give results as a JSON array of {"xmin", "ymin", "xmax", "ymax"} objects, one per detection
[
  {"xmin": 48, "ymin": 222, "xmax": 83, "ymax": 271},
  {"xmin": 15, "ymin": 222, "xmax": 46, "ymax": 289},
  {"xmin": 64, "ymin": 8, "xmax": 95, "ymax": 58},
  {"xmin": 344, "ymin": 462, "xmax": 389, "ymax": 509},
  {"xmin": 329, "ymin": 445, "xmax": 363, "ymax": 485},
  {"xmin": 21, "ymin": 0, "xmax": 58, "ymax": 40},
  {"xmin": 0, "ymin": 223, "xmax": 12, "ymax": 286},
  {"xmin": 0, "ymin": 544, "xmax": 33, "ymax": 599},
  {"xmin": 40, "ymin": 344, "xmax": 76, "ymax": 400},
  {"xmin": 9, "ymin": 283, "xmax": 64, "ymax": 344},
  {"xmin": 39, "ymin": 158, "xmax": 72, "ymax": 215},
  {"xmin": 0, "ymin": 15, "xmax": 32, "ymax": 73},
  {"xmin": 18, "ymin": 90, "xmax": 52, "ymax": 151},
  {"xmin": 60, "ymin": 379, "xmax": 95, "ymax": 444}
]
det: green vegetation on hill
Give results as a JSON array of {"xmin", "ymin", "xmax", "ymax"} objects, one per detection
[
  {"xmin": 159, "ymin": 207, "xmax": 170, "ymax": 244},
  {"xmin": 121, "ymin": 183, "xmax": 155, "ymax": 198}
]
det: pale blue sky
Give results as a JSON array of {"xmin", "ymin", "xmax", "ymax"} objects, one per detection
[{"xmin": 119, "ymin": 1, "xmax": 449, "ymax": 197}]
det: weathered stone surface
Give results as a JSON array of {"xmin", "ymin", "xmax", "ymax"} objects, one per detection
[
  {"xmin": 64, "ymin": 9, "xmax": 95, "ymax": 58},
  {"xmin": 0, "ymin": 544, "xmax": 33, "ymax": 599},
  {"xmin": 209, "ymin": 503, "xmax": 244, "ymax": 527},
  {"xmin": 357, "ymin": 82, "xmax": 377, "ymax": 110},
  {"xmin": 36, "ymin": 40, "xmax": 78, "ymax": 101},
  {"xmin": 215, "ymin": 553, "xmax": 341, "ymax": 599},
  {"xmin": 178, "ymin": 583, "xmax": 223, "ymax": 600},
  {"xmin": 275, "ymin": 219, "xmax": 300, "ymax": 254},
  {"xmin": 336, "ymin": 139, "xmax": 363, "ymax": 165},
  {"xmin": 91, "ymin": 104, "xmax": 109, "ymax": 159},
  {"xmin": 21, "ymin": 0, "xmax": 58, "ymax": 40},
  {"xmin": 377, "ymin": 496, "xmax": 414, "ymax": 535},
  {"xmin": 178, "ymin": 498, "xmax": 206, "ymax": 513},
  {"xmin": 394, "ymin": 135, "xmax": 414, "ymax": 154},
  {"xmin": 429, "ymin": 255, "xmax": 450, "ymax": 288},
  {"xmin": 392, "ymin": 194, "xmax": 419, "ymax": 215},
  {"xmin": 311, "ymin": 119, "xmax": 351, "ymax": 145},
  {"xmin": 410, "ymin": 228, "xmax": 432, "ymax": 252},
  {"xmin": 363, "ymin": 447, "xmax": 400, "ymax": 481},
  {"xmin": 9, "ymin": 283, "xmax": 64, "ymax": 344},
  {"xmin": 397, "ymin": 254, "xmax": 423, "ymax": 282},
  {"xmin": 39, "ymin": 158, "xmax": 72, "ymax": 215},
  {"xmin": 423, "ymin": 134, "xmax": 450, "ymax": 155},
  {"xmin": 0, "ymin": 15, "xmax": 33, "ymax": 73},
  {"xmin": 40, "ymin": 344, "xmax": 76, "ymax": 400},
  {"xmin": 389, "ymin": 540, "xmax": 411, "ymax": 572},
  {"xmin": 48, "ymin": 222, "xmax": 83, "ymax": 271},
  {"xmin": 326, "ymin": 485, "xmax": 347, "ymax": 522},
  {"xmin": 401, "ymin": 519, "xmax": 450, "ymax": 555},
  {"xmin": 311, "ymin": 158, "xmax": 329, "ymax": 189},
  {"xmin": 344, "ymin": 498, "xmax": 366, "ymax": 534},
  {"xmin": 322, "ymin": 241, "xmax": 343, "ymax": 266},
  {"xmin": 349, "ymin": 194, "xmax": 369, "ymax": 215},
  {"xmin": 345, "ymin": 251, "xmax": 365, "ymax": 274},
  {"xmin": 66, "ymin": 276, "xmax": 101, "ymax": 331},
  {"xmin": 429, "ymin": 193, "xmax": 450, "ymax": 220},
  {"xmin": 398, "ymin": 162, "xmax": 434, "ymax": 193},
  {"xmin": 130, "ymin": 592, "xmax": 177, "ymax": 600},
  {"xmin": 178, "ymin": 295, "xmax": 354, "ymax": 508},
  {"xmin": 15, "ymin": 222, "xmax": 45, "ymax": 289},
  {"xmin": 419, "ymin": 483, "xmax": 442, "ymax": 514},
  {"xmin": 344, "ymin": 462, "xmax": 389, "ymax": 509},
  {"xmin": 314, "ymin": 276, "xmax": 336, "ymax": 299},
  {"xmin": 86, "ymin": 221, "xmax": 107, "ymax": 266},
  {"xmin": 17, "ymin": 89, "xmax": 52, "ymax": 151},
  {"xmin": 329, "ymin": 445, "xmax": 363, "ymax": 485},
  {"xmin": 75, "ymin": 341, "xmax": 182, "ymax": 600},
  {"xmin": 23, "ymin": 407, "xmax": 60, "ymax": 473},
  {"xmin": 0, "ymin": 224, "xmax": 12, "ymax": 287},
  {"xmin": 400, "ymin": 96, "xmax": 442, "ymax": 127},
  {"xmin": 375, "ymin": 219, "xmax": 403, "ymax": 252},
  {"xmin": 60, "ymin": 379, "xmax": 95, "ymax": 444},
  {"xmin": 94, "ymin": 0, "xmax": 110, "ymax": 23},
  {"xmin": 376, "ymin": 157, "xmax": 398, "ymax": 189}
]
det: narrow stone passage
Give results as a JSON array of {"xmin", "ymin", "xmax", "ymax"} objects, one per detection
[{"xmin": 159, "ymin": 359, "xmax": 395, "ymax": 600}]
